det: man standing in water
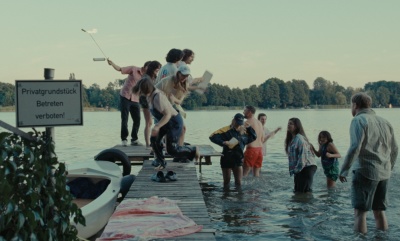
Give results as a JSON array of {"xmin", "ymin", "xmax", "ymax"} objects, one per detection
[
  {"xmin": 339, "ymin": 92, "xmax": 398, "ymax": 234},
  {"xmin": 243, "ymin": 105, "xmax": 263, "ymax": 177},
  {"xmin": 258, "ymin": 113, "xmax": 281, "ymax": 157}
]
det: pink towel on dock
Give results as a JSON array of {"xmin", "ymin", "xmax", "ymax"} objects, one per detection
[{"xmin": 96, "ymin": 196, "xmax": 203, "ymax": 241}]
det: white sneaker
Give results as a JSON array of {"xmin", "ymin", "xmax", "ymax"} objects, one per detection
[{"xmin": 122, "ymin": 140, "xmax": 128, "ymax": 146}]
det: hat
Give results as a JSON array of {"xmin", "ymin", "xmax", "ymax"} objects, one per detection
[
  {"xmin": 234, "ymin": 113, "xmax": 244, "ymax": 125},
  {"xmin": 178, "ymin": 64, "xmax": 191, "ymax": 75}
]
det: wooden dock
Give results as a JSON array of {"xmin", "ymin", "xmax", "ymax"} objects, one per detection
[
  {"xmin": 127, "ymin": 160, "xmax": 216, "ymax": 240},
  {"xmin": 95, "ymin": 144, "xmax": 221, "ymax": 240},
  {"xmin": 112, "ymin": 160, "xmax": 216, "ymax": 240},
  {"xmin": 111, "ymin": 144, "xmax": 222, "ymax": 173}
]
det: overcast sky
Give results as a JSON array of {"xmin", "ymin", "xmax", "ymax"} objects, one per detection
[{"xmin": 1, "ymin": 1, "xmax": 399, "ymax": 89}]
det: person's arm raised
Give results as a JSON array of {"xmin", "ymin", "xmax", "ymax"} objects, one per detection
[{"xmin": 107, "ymin": 59, "xmax": 121, "ymax": 72}]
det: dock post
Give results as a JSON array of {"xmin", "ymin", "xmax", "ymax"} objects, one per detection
[{"xmin": 44, "ymin": 68, "xmax": 55, "ymax": 151}]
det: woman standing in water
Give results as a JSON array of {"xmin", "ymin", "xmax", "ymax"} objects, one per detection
[{"xmin": 284, "ymin": 118, "xmax": 317, "ymax": 193}]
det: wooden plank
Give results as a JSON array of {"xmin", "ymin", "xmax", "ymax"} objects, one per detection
[
  {"xmin": 109, "ymin": 144, "xmax": 221, "ymax": 169},
  {"xmin": 101, "ymin": 158, "xmax": 216, "ymax": 241}
]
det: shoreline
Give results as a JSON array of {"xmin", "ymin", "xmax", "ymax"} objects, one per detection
[
  {"xmin": 0, "ymin": 107, "xmax": 119, "ymax": 112},
  {"xmin": 0, "ymin": 105, "xmax": 394, "ymax": 113}
]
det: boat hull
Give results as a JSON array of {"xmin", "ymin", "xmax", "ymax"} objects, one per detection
[{"xmin": 67, "ymin": 160, "xmax": 122, "ymax": 239}]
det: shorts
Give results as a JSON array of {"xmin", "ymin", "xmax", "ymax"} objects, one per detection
[
  {"xmin": 294, "ymin": 165, "xmax": 317, "ymax": 193},
  {"xmin": 139, "ymin": 95, "xmax": 149, "ymax": 109},
  {"xmin": 321, "ymin": 159, "xmax": 339, "ymax": 181},
  {"xmin": 220, "ymin": 157, "xmax": 243, "ymax": 169},
  {"xmin": 243, "ymin": 147, "xmax": 263, "ymax": 168},
  {"xmin": 351, "ymin": 171, "xmax": 388, "ymax": 211}
]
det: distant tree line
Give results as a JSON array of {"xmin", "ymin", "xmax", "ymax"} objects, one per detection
[{"xmin": 1, "ymin": 78, "xmax": 399, "ymax": 109}]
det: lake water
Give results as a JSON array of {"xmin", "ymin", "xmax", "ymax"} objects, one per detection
[{"xmin": 1, "ymin": 109, "xmax": 399, "ymax": 241}]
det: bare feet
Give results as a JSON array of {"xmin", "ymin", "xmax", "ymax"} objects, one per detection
[
  {"xmin": 154, "ymin": 159, "xmax": 167, "ymax": 170},
  {"xmin": 194, "ymin": 146, "xmax": 200, "ymax": 164}
]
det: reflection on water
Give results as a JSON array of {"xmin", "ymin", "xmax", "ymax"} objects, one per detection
[
  {"xmin": 1, "ymin": 109, "xmax": 400, "ymax": 240},
  {"xmin": 202, "ymin": 169, "xmax": 400, "ymax": 241}
]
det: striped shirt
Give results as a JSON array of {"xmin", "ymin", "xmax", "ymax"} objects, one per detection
[{"xmin": 340, "ymin": 108, "xmax": 398, "ymax": 180}]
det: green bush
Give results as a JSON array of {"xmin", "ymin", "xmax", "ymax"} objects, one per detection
[{"xmin": 0, "ymin": 130, "xmax": 85, "ymax": 241}]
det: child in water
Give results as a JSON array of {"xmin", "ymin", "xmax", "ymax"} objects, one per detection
[{"xmin": 311, "ymin": 131, "xmax": 341, "ymax": 188}]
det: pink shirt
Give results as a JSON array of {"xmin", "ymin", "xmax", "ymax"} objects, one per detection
[{"xmin": 119, "ymin": 66, "xmax": 143, "ymax": 102}]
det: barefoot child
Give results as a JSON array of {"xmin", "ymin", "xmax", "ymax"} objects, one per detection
[{"xmin": 312, "ymin": 131, "xmax": 341, "ymax": 188}]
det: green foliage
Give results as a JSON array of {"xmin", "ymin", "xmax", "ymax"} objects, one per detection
[
  {"xmin": 182, "ymin": 91, "xmax": 207, "ymax": 110},
  {"xmin": 2, "ymin": 78, "xmax": 400, "ymax": 110},
  {"xmin": 365, "ymin": 80, "xmax": 400, "ymax": 107},
  {"xmin": 0, "ymin": 130, "xmax": 85, "ymax": 241},
  {"xmin": 0, "ymin": 82, "xmax": 15, "ymax": 106},
  {"xmin": 291, "ymin": 79, "xmax": 310, "ymax": 107},
  {"xmin": 259, "ymin": 78, "xmax": 281, "ymax": 108}
]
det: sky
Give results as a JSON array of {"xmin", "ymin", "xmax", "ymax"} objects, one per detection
[{"xmin": 1, "ymin": 1, "xmax": 399, "ymax": 90}]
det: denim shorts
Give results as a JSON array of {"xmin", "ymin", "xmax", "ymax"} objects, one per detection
[{"xmin": 351, "ymin": 171, "xmax": 388, "ymax": 211}]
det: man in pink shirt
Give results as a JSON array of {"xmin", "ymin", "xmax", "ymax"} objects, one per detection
[{"xmin": 108, "ymin": 59, "xmax": 150, "ymax": 146}]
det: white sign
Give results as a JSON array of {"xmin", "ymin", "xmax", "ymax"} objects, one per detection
[{"xmin": 15, "ymin": 80, "xmax": 83, "ymax": 127}]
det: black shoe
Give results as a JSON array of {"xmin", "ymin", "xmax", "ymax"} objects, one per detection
[
  {"xmin": 165, "ymin": 171, "xmax": 177, "ymax": 181},
  {"xmin": 172, "ymin": 157, "xmax": 180, "ymax": 162},
  {"xmin": 151, "ymin": 171, "xmax": 166, "ymax": 182}
]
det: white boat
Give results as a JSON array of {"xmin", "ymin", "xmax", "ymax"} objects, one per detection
[{"xmin": 67, "ymin": 160, "xmax": 122, "ymax": 239}]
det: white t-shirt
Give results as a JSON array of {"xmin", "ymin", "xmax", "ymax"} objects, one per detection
[{"xmin": 155, "ymin": 63, "xmax": 178, "ymax": 85}]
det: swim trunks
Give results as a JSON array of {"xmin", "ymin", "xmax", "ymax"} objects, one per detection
[{"xmin": 243, "ymin": 146, "xmax": 263, "ymax": 168}]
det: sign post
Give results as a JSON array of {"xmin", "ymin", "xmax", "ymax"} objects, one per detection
[{"xmin": 44, "ymin": 68, "xmax": 55, "ymax": 145}]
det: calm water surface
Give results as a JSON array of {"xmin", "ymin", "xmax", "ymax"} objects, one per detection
[{"xmin": 1, "ymin": 109, "xmax": 399, "ymax": 241}]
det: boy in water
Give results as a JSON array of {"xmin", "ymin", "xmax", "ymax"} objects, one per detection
[{"xmin": 243, "ymin": 105, "xmax": 265, "ymax": 177}]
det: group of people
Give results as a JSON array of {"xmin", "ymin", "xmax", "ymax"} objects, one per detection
[
  {"xmin": 108, "ymin": 54, "xmax": 398, "ymax": 234},
  {"xmin": 108, "ymin": 48, "xmax": 205, "ymax": 169},
  {"xmin": 211, "ymin": 92, "xmax": 398, "ymax": 235},
  {"xmin": 284, "ymin": 92, "xmax": 398, "ymax": 234},
  {"xmin": 209, "ymin": 105, "xmax": 282, "ymax": 188}
]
